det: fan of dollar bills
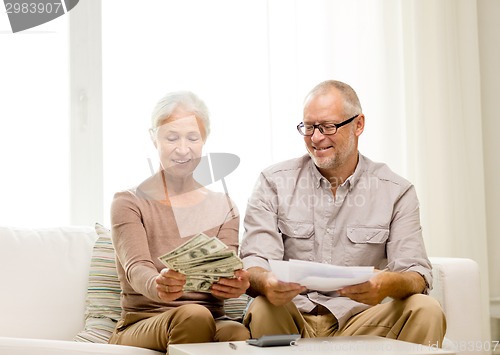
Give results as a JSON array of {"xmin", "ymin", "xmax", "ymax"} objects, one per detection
[{"xmin": 158, "ymin": 233, "xmax": 243, "ymax": 293}]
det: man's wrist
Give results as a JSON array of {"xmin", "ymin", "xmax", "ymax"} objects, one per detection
[
  {"xmin": 247, "ymin": 266, "xmax": 269, "ymax": 297},
  {"xmin": 383, "ymin": 271, "xmax": 426, "ymax": 299}
]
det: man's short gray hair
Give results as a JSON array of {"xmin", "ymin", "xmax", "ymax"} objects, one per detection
[{"xmin": 305, "ymin": 80, "xmax": 362, "ymax": 117}]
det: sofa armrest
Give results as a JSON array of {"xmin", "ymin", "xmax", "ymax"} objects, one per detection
[
  {"xmin": 0, "ymin": 226, "xmax": 97, "ymax": 340},
  {"xmin": 429, "ymin": 257, "xmax": 483, "ymax": 354}
]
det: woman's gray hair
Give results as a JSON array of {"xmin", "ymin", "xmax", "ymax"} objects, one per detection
[
  {"xmin": 150, "ymin": 91, "xmax": 210, "ymax": 138},
  {"xmin": 305, "ymin": 80, "xmax": 362, "ymax": 117}
]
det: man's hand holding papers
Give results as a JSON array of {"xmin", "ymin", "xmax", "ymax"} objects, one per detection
[
  {"xmin": 256, "ymin": 269, "xmax": 306, "ymax": 307},
  {"xmin": 337, "ymin": 270, "xmax": 426, "ymax": 305},
  {"xmin": 269, "ymin": 259, "xmax": 376, "ymax": 293}
]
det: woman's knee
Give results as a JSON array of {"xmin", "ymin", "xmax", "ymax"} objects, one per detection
[
  {"xmin": 216, "ymin": 320, "xmax": 250, "ymax": 341},
  {"xmin": 168, "ymin": 304, "xmax": 216, "ymax": 342},
  {"xmin": 173, "ymin": 304, "xmax": 214, "ymax": 325}
]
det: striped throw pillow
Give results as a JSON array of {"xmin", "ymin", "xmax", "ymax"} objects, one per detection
[{"xmin": 74, "ymin": 223, "xmax": 122, "ymax": 343}]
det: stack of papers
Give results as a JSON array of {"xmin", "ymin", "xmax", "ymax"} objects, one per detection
[{"xmin": 269, "ymin": 259, "xmax": 375, "ymax": 292}]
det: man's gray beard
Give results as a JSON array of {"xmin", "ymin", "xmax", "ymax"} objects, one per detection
[{"xmin": 307, "ymin": 136, "xmax": 356, "ymax": 173}]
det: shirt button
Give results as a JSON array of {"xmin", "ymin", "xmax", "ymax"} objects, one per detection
[{"xmin": 326, "ymin": 228, "xmax": 332, "ymax": 234}]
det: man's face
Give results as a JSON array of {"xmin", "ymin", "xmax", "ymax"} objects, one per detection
[{"xmin": 303, "ymin": 90, "xmax": 360, "ymax": 174}]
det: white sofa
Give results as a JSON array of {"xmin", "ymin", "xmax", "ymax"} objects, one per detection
[{"xmin": 0, "ymin": 225, "xmax": 483, "ymax": 355}]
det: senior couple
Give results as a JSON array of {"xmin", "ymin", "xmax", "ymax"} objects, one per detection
[{"xmin": 108, "ymin": 80, "xmax": 446, "ymax": 353}]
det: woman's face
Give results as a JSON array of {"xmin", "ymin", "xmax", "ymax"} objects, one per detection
[{"xmin": 153, "ymin": 110, "xmax": 205, "ymax": 179}]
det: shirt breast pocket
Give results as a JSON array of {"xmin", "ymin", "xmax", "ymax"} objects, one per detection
[
  {"xmin": 345, "ymin": 226, "xmax": 389, "ymax": 265},
  {"xmin": 278, "ymin": 219, "xmax": 314, "ymax": 260}
]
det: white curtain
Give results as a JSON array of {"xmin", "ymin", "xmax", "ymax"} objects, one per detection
[
  {"xmin": 267, "ymin": 0, "xmax": 490, "ymax": 341},
  {"xmin": 402, "ymin": 1, "xmax": 490, "ymax": 341}
]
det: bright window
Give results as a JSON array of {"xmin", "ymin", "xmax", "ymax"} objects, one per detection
[
  {"xmin": 0, "ymin": 13, "xmax": 69, "ymax": 227},
  {"xmin": 101, "ymin": 0, "xmax": 272, "ymax": 227}
]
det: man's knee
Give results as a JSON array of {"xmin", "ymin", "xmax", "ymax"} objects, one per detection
[
  {"xmin": 402, "ymin": 294, "xmax": 446, "ymax": 325},
  {"xmin": 244, "ymin": 296, "xmax": 304, "ymax": 338},
  {"xmin": 405, "ymin": 294, "xmax": 444, "ymax": 313},
  {"xmin": 245, "ymin": 296, "xmax": 285, "ymax": 323},
  {"xmin": 247, "ymin": 296, "xmax": 274, "ymax": 313},
  {"xmin": 247, "ymin": 296, "xmax": 293, "ymax": 314}
]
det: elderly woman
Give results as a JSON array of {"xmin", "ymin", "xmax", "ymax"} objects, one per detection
[{"xmin": 109, "ymin": 91, "xmax": 250, "ymax": 352}]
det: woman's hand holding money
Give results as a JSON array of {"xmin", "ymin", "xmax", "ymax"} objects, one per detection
[
  {"xmin": 155, "ymin": 268, "xmax": 186, "ymax": 302},
  {"xmin": 210, "ymin": 269, "xmax": 250, "ymax": 299}
]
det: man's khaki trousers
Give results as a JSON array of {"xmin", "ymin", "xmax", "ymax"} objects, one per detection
[{"xmin": 244, "ymin": 294, "xmax": 446, "ymax": 347}]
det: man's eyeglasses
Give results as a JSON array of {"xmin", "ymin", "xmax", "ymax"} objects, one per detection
[{"xmin": 297, "ymin": 114, "xmax": 359, "ymax": 136}]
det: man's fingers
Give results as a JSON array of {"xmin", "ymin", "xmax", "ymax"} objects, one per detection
[
  {"xmin": 266, "ymin": 286, "xmax": 306, "ymax": 306},
  {"xmin": 273, "ymin": 280, "xmax": 305, "ymax": 292},
  {"xmin": 340, "ymin": 281, "xmax": 371, "ymax": 294}
]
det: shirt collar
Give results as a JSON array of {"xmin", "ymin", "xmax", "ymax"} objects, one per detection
[
  {"xmin": 308, "ymin": 152, "xmax": 365, "ymax": 190},
  {"xmin": 308, "ymin": 158, "xmax": 326, "ymax": 189},
  {"xmin": 346, "ymin": 153, "xmax": 365, "ymax": 191}
]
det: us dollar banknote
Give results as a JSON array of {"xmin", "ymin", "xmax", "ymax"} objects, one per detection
[{"xmin": 158, "ymin": 233, "xmax": 243, "ymax": 293}]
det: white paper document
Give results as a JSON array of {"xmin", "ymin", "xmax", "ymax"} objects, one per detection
[{"xmin": 269, "ymin": 259, "xmax": 375, "ymax": 292}]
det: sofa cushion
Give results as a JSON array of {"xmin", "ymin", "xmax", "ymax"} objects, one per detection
[
  {"xmin": 75, "ymin": 223, "xmax": 122, "ymax": 343},
  {"xmin": 0, "ymin": 226, "xmax": 97, "ymax": 340},
  {"xmin": 0, "ymin": 336, "xmax": 163, "ymax": 355}
]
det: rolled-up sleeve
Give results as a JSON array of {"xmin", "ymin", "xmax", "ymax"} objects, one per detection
[{"xmin": 386, "ymin": 185, "xmax": 433, "ymax": 293}]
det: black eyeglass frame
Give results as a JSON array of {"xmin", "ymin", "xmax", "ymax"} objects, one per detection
[{"xmin": 297, "ymin": 114, "xmax": 359, "ymax": 136}]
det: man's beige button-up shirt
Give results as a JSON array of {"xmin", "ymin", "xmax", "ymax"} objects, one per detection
[{"xmin": 240, "ymin": 153, "xmax": 432, "ymax": 329}]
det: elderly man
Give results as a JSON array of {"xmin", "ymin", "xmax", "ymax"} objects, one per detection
[{"xmin": 240, "ymin": 80, "xmax": 446, "ymax": 346}]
